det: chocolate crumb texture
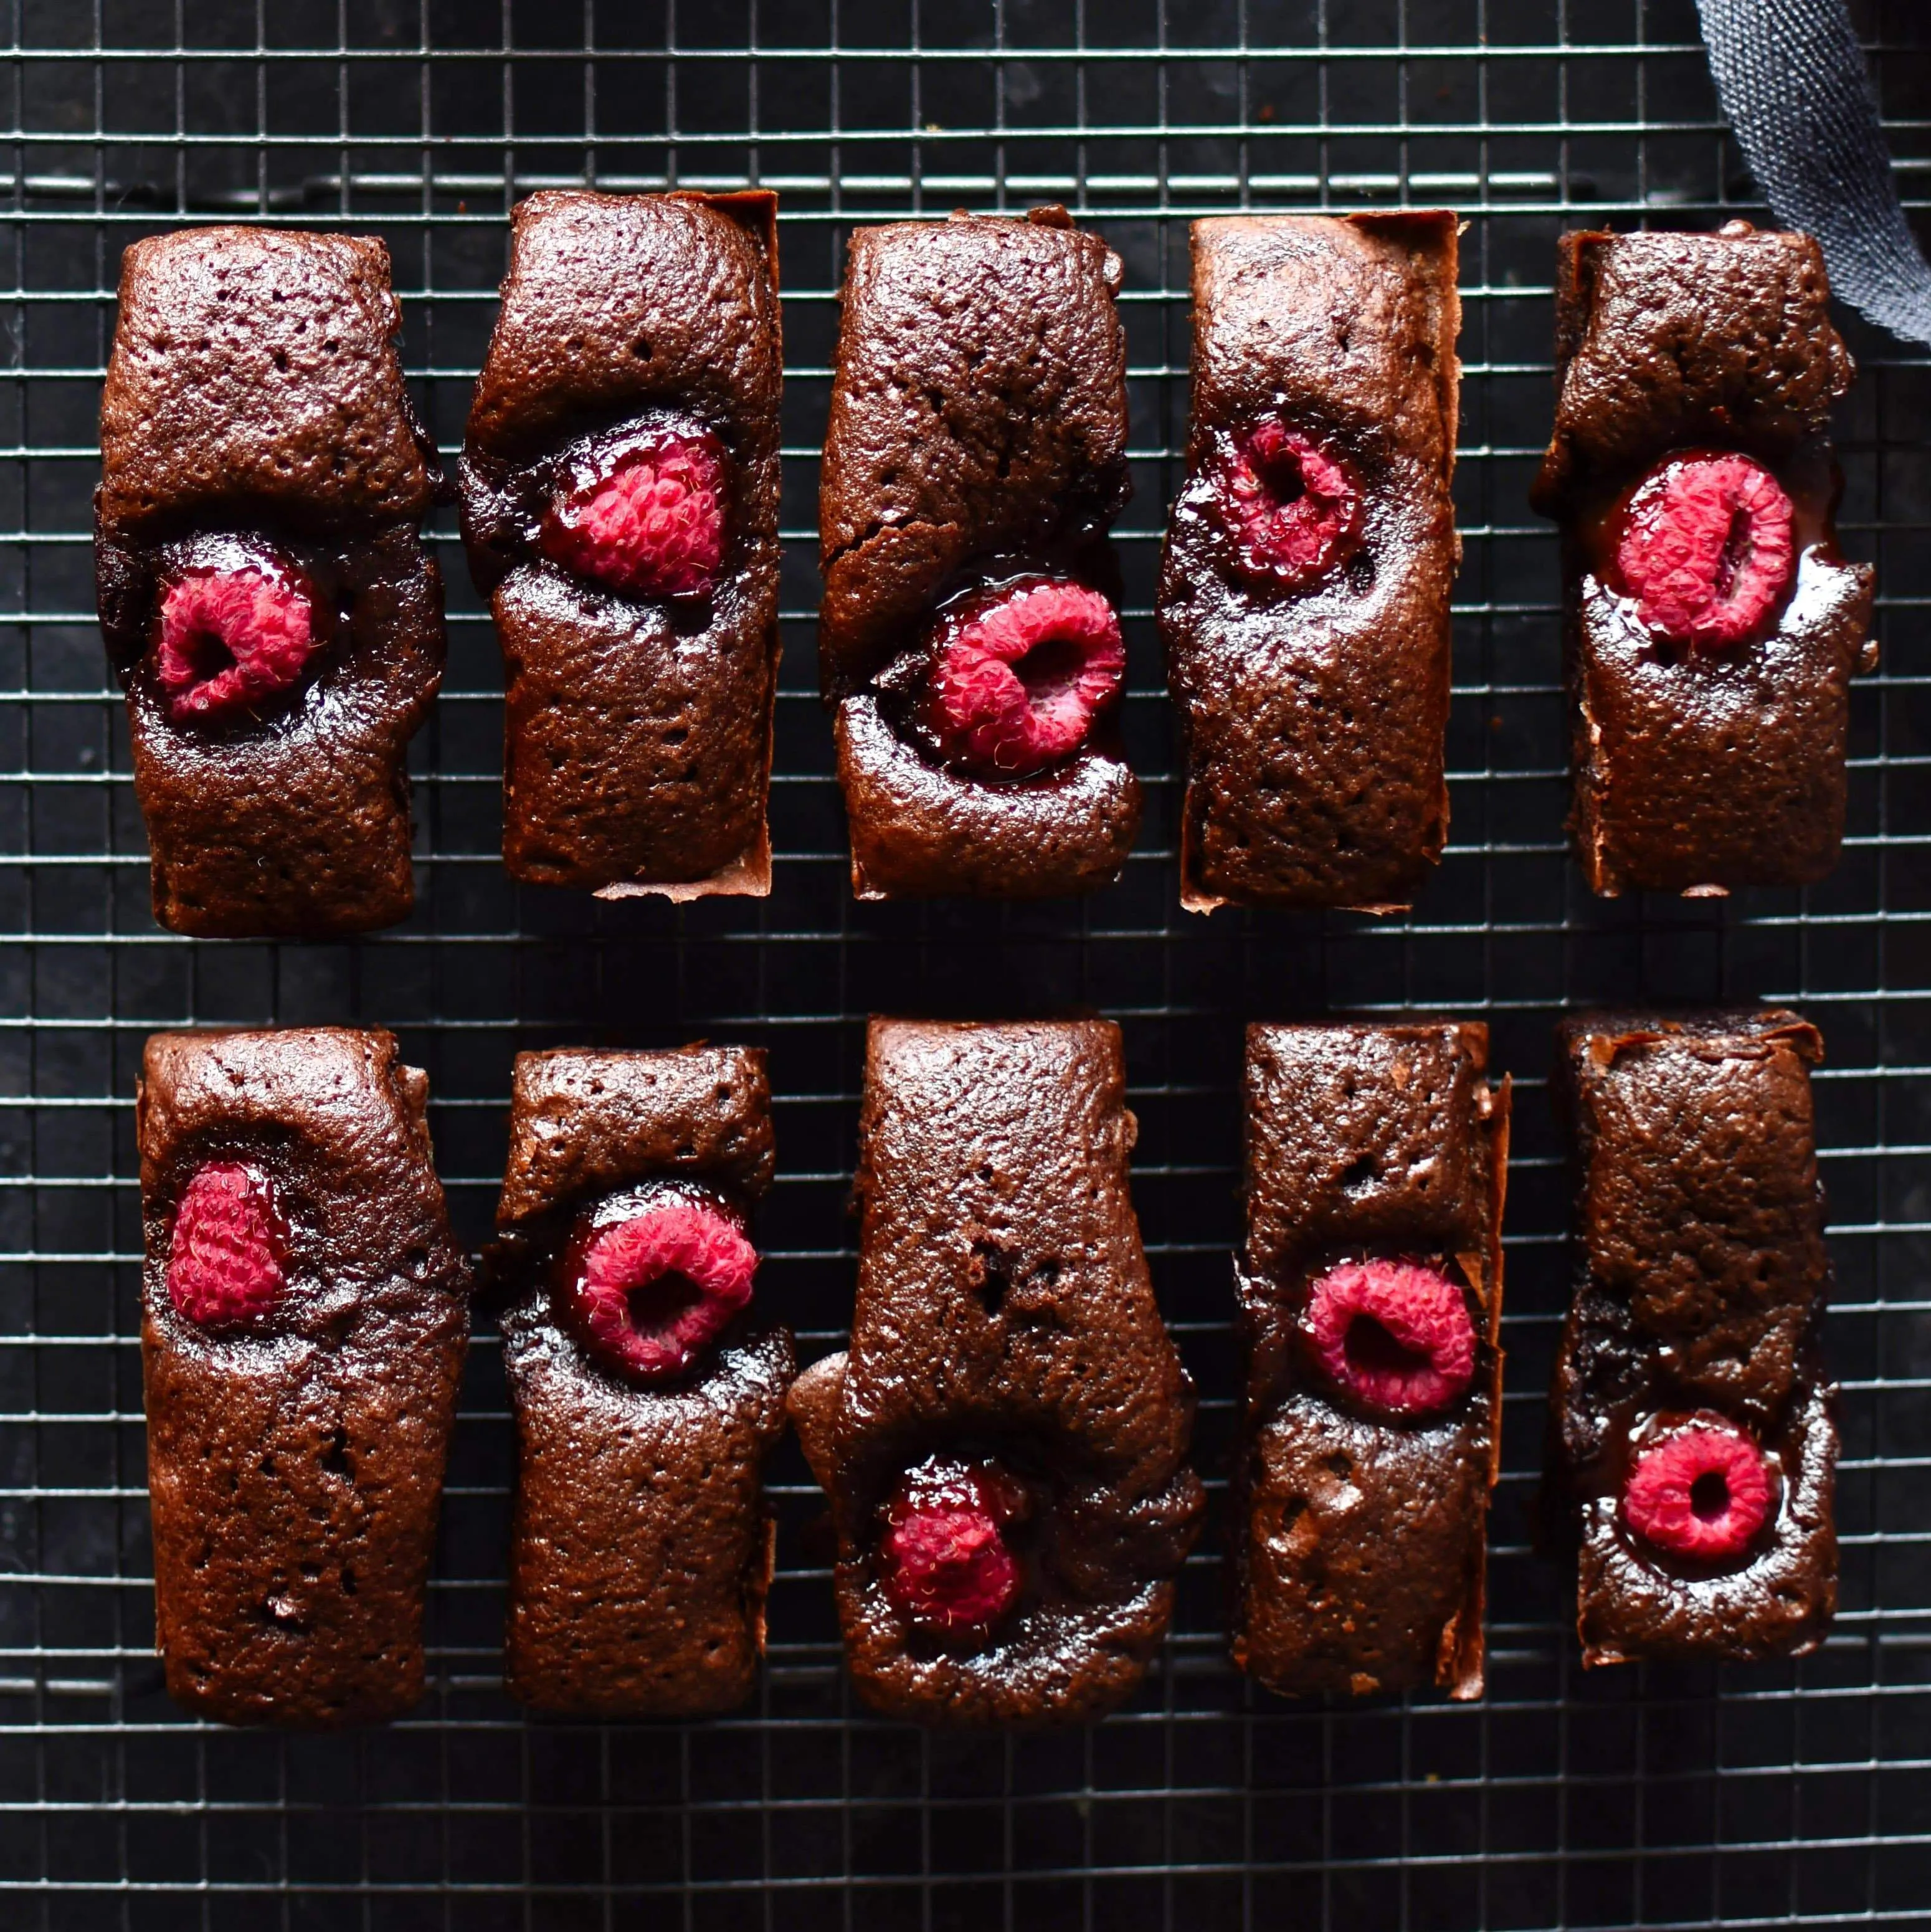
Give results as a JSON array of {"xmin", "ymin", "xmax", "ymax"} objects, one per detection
[
  {"xmin": 1545, "ymin": 1009, "xmax": 1838, "ymax": 1664},
  {"xmin": 1235, "ymin": 1021, "xmax": 1509, "ymax": 1700},
  {"xmin": 789, "ymin": 1018, "xmax": 1202, "ymax": 1725},
  {"xmin": 491, "ymin": 1045, "xmax": 793, "ymax": 1718},
  {"xmin": 96, "ymin": 227, "xmax": 447, "ymax": 936},
  {"xmin": 138, "ymin": 1027, "xmax": 471, "ymax": 1728}
]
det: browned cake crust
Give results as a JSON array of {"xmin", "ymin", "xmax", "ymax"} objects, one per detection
[
  {"xmin": 1159, "ymin": 213, "xmax": 1461, "ymax": 911},
  {"xmin": 1530, "ymin": 226, "xmax": 1876, "ymax": 895},
  {"xmin": 817, "ymin": 210, "xmax": 1141, "ymax": 898},
  {"xmin": 138, "ymin": 1027, "xmax": 470, "ymax": 1728},
  {"xmin": 460, "ymin": 192, "xmax": 783, "ymax": 897},
  {"xmin": 96, "ymin": 227, "xmax": 446, "ymax": 936},
  {"xmin": 1235, "ymin": 1023, "xmax": 1508, "ymax": 1699},
  {"xmin": 788, "ymin": 1019, "xmax": 1202, "ymax": 1724},
  {"xmin": 491, "ymin": 1046, "xmax": 792, "ymax": 1716},
  {"xmin": 1545, "ymin": 1011, "xmax": 1838, "ymax": 1664}
]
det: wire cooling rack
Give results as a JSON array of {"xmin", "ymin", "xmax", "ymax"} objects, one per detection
[{"xmin": 1, "ymin": 0, "xmax": 1927, "ymax": 1925}]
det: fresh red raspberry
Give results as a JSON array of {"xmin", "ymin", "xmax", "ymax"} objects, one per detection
[
  {"xmin": 1623, "ymin": 1417, "xmax": 1773, "ymax": 1562},
  {"xmin": 928, "ymin": 580, "xmax": 1125, "ymax": 779},
  {"xmin": 1218, "ymin": 420, "xmax": 1362, "ymax": 589},
  {"xmin": 1304, "ymin": 1259, "xmax": 1476, "ymax": 1419},
  {"xmin": 156, "ymin": 568, "xmax": 318, "ymax": 723},
  {"xmin": 541, "ymin": 429, "xmax": 726, "ymax": 601},
  {"xmin": 879, "ymin": 1457, "xmax": 1026, "ymax": 1635},
  {"xmin": 565, "ymin": 1201, "xmax": 756, "ymax": 1383},
  {"xmin": 1615, "ymin": 452, "xmax": 1795, "ymax": 649},
  {"xmin": 168, "ymin": 1161, "xmax": 287, "ymax": 1327}
]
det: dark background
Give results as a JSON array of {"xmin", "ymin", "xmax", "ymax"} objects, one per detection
[{"xmin": 0, "ymin": 0, "xmax": 1928, "ymax": 1925}]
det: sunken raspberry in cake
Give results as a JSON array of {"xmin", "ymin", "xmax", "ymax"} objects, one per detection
[
  {"xmin": 1544, "ymin": 1011, "xmax": 1838, "ymax": 1664},
  {"xmin": 818, "ymin": 209, "xmax": 1141, "ymax": 900},
  {"xmin": 1235, "ymin": 1022, "xmax": 1509, "ymax": 1701},
  {"xmin": 878, "ymin": 1458, "xmax": 1027, "ymax": 1636},
  {"xmin": 925, "ymin": 579, "xmax": 1126, "ymax": 780},
  {"xmin": 489, "ymin": 1046, "xmax": 793, "ymax": 1717},
  {"xmin": 538, "ymin": 426, "xmax": 727, "ymax": 603},
  {"xmin": 1621, "ymin": 1419, "xmax": 1774, "ymax": 1563},
  {"xmin": 1158, "ymin": 213, "xmax": 1461, "ymax": 911},
  {"xmin": 1303, "ymin": 1259, "xmax": 1478, "ymax": 1420},
  {"xmin": 155, "ymin": 560, "xmax": 320, "ymax": 722},
  {"xmin": 1530, "ymin": 224, "xmax": 1876, "ymax": 895},
  {"xmin": 460, "ymin": 191, "xmax": 782, "ymax": 899},
  {"xmin": 788, "ymin": 1020, "xmax": 1201, "ymax": 1723},
  {"xmin": 95, "ymin": 229, "xmax": 446, "ymax": 936},
  {"xmin": 139, "ymin": 1029, "xmax": 470, "ymax": 1727},
  {"xmin": 165, "ymin": 1160, "xmax": 288, "ymax": 1327}
]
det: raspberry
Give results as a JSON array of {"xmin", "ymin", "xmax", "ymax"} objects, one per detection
[
  {"xmin": 1304, "ymin": 1259, "xmax": 1476, "ymax": 1419},
  {"xmin": 168, "ymin": 1161, "xmax": 286, "ymax": 1327},
  {"xmin": 928, "ymin": 580, "xmax": 1125, "ymax": 779},
  {"xmin": 879, "ymin": 1457, "xmax": 1026, "ymax": 1635},
  {"xmin": 1615, "ymin": 452, "xmax": 1795, "ymax": 649},
  {"xmin": 565, "ymin": 1201, "xmax": 756, "ymax": 1383},
  {"xmin": 1218, "ymin": 420, "xmax": 1362, "ymax": 589},
  {"xmin": 1623, "ymin": 1417, "xmax": 1773, "ymax": 1562},
  {"xmin": 156, "ymin": 568, "xmax": 318, "ymax": 723},
  {"xmin": 541, "ymin": 429, "xmax": 726, "ymax": 601}
]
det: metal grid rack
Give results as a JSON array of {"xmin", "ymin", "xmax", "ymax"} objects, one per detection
[{"xmin": 0, "ymin": 0, "xmax": 1926, "ymax": 1925}]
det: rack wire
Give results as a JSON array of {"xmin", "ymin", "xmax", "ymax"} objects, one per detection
[{"xmin": 0, "ymin": 0, "xmax": 1926, "ymax": 1925}]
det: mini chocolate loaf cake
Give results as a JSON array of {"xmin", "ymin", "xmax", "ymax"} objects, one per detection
[
  {"xmin": 1235, "ymin": 1022, "xmax": 1509, "ymax": 1699},
  {"xmin": 1545, "ymin": 1010, "xmax": 1838, "ymax": 1664},
  {"xmin": 1159, "ymin": 213, "xmax": 1461, "ymax": 911},
  {"xmin": 490, "ymin": 1045, "xmax": 792, "ymax": 1716},
  {"xmin": 789, "ymin": 1019, "xmax": 1202, "ymax": 1724},
  {"xmin": 1530, "ymin": 224, "xmax": 1876, "ymax": 895},
  {"xmin": 139, "ymin": 1028, "xmax": 469, "ymax": 1727},
  {"xmin": 460, "ymin": 191, "xmax": 782, "ymax": 897},
  {"xmin": 97, "ymin": 228, "xmax": 446, "ymax": 936},
  {"xmin": 818, "ymin": 209, "xmax": 1141, "ymax": 898}
]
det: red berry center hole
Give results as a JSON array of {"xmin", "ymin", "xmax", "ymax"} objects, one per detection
[
  {"xmin": 174, "ymin": 620, "xmax": 238, "ymax": 687},
  {"xmin": 1344, "ymin": 1312, "xmax": 1430, "ymax": 1385},
  {"xmin": 1690, "ymin": 1468, "xmax": 1732, "ymax": 1523},
  {"xmin": 1012, "ymin": 631, "xmax": 1089, "ymax": 713},
  {"xmin": 1251, "ymin": 435, "xmax": 1313, "ymax": 505},
  {"xmin": 1714, "ymin": 503, "xmax": 1757, "ymax": 606},
  {"xmin": 626, "ymin": 1269, "xmax": 705, "ymax": 1344}
]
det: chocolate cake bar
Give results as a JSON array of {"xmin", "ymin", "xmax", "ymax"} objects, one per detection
[
  {"xmin": 1545, "ymin": 1011, "xmax": 1838, "ymax": 1663},
  {"xmin": 1235, "ymin": 1022, "xmax": 1509, "ymax": 1698},
  {"xmin": 138, "ymin": 1028, "xmax": 469, "ymax": 1727},
  {"xmin": 1530, "ymin": 224, "xmax": 1876, "ymax": 895},
  {"xmin": 460, "ymin": 191, "xmax": 782, "ymax": 897},
  {"xmin": 817, "ymin": 209, "xmax": 1141, "ymax": 898},
  {"xmin": 789, "ymin": 1019, "xmax": 1202, "ymax": 1724},
  {"xmin": 1159, "ymin": 212, "xmax": 1461, "ymax": 911},
  {"xmin": 490, "ymin": 1045, "xmax": 792, "ymax": 1716},
  {"xmin": 97, "ymin": 228, "xmax": 446, "ymax": 936}
]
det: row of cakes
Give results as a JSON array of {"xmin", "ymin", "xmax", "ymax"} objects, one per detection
[
  {"xmin": 96, "ymin": 199, "xmax": 1874, "ymax": 934},
  {"xmin": 143, "ymin": 1009, "xmax": 1834, "ymax": 1727}
]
